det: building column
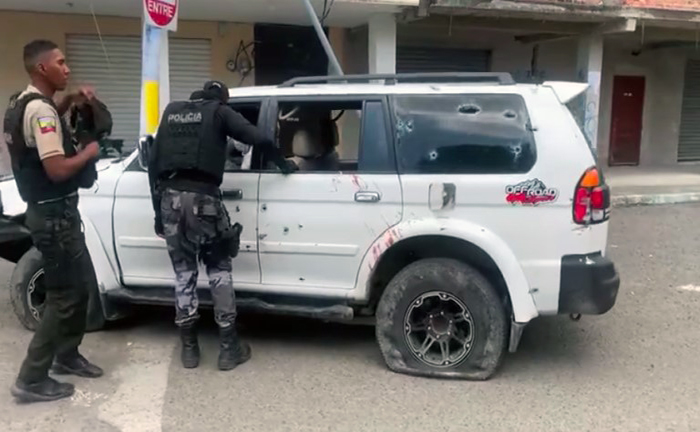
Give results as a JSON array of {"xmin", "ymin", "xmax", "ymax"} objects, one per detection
[
  {"xmin": 576, "ymin": 34, "xmax": 604, "ymax": 154},
  {"xmin": 368, "ymin": 14, "xmax": 396, "ymax": 74}
]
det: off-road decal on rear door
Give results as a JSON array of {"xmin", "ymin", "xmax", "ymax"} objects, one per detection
[{"xmin": 506, "ymin": 179, "xmax": 558, "ymax": 205}]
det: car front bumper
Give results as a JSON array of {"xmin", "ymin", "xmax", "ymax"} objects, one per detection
[{"xmin": 558, "ymin": 252, "xmax": 620, "ymax": 315}]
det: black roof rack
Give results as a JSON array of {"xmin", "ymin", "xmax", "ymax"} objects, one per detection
[{"xmin": 278, "ymin": 72, "xmax": 515, "ymax": 88}]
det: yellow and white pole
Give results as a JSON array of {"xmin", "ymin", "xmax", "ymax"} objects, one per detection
[
  {"xmin": 141, "ymin": 24, "xmax": 163, "ymax": 135},
  {"xmin": 139, "ymin": 0, "xmax": 175, "ymax": 137}
]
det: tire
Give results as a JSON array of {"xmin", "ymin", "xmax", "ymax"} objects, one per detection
[
  {"xmin": 375, "ymin": 258, "xmax": 508, "ymax": 380},
  {"xmin": 10, "ymin": 247, "xmax": 106, "ymax": 333}
]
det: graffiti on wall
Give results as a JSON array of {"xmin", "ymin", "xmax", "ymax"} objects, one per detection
[
  {"xmin": 583, "ymin": 70, "xmax": 601, "ymax": 150},
  {"xmin": 623, "ymin": 0, "xmax": 700, "ymax": 12},
  {"xmin": 503, "ymin": 0, "xmax": 603, "ymax": 4},
  {"xmin": 570, "ymin": 68, "xmax": 601, "ymax": 155}
]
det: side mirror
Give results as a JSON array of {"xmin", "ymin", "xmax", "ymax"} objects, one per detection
[{"xmin": 137, "ymin": 135, "xmax": 154, "ymax": 171}]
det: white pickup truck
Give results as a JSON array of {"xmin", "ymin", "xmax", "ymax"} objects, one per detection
[{"xmin": 0, "ymin": 74, "xmax": 620, "ymax": 380}]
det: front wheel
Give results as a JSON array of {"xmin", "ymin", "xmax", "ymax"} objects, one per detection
[
  {"xmin": 10, "ymin": 247, "xmax": 106, "ymax": 332},
  {"xmin": 375, "ymin": 258, "xmax": 508, "ymax": 380}
]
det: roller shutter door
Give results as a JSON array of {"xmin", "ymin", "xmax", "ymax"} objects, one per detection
[
  {"xmin": 65, "ymin": 35, "xmax": 211, "ymax": 152},
  {"xmin": 396, "ymin": 46, "xmax": 490, "ymax": 73},
  {"xmin": 66, "ymin": 35, "xmax": 141, "ymax": 150},
  {"xmin": 169, "ymin": 38, "xmax": 212, "ymax": 102},
  {"xmin": 678, "ymin": 59, "xmax": 700, "ymax": 162}
]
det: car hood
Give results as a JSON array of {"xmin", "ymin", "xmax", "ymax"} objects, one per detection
[{"xmin": 0, "ymin": 158, "xmax": 120, "ymax": 217}]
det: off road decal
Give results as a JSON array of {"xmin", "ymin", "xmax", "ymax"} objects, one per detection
[
  {"xmin": 506, "ymin": 179, "xmax": 558, "ymax": 205},
  {"xmin": 37, "ymin": 116, "xmax": 57, "ymax": 134}
]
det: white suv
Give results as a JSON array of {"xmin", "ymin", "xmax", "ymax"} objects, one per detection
[{"xmin": 0, "ymin": 73, "xmax": 620, "ymax": 380}]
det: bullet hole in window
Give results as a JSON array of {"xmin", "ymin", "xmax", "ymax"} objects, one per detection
[{"xmin": 458, "ymin": 104, "xmax": 481, "ymax": 115}]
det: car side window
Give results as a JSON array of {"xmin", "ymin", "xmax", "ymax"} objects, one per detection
[
  {"xmin": 391, "ymin": 94, "xmax": 536, "ymax": 174},
  {"xmin": 224, "ymin": 101, "xmax": 263, "ymax": 172},
  {"xmin": 261, "ymin": 97, "xmax": 394, "ymax": 173}
]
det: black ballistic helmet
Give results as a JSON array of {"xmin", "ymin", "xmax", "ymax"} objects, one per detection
[{"xmin": 202, "ymin": 80, "xmax": 229, "ymax": 103}]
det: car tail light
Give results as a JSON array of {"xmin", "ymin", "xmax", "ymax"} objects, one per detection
[{"xmin": 573, "ymin": 167, "xmax": 610, "ymax": 225}]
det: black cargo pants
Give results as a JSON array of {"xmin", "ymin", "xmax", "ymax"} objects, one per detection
[{"xmin": 17, "ymin": 194, "xmax": 96, "ymax": 384}]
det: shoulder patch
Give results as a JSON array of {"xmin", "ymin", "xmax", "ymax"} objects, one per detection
[{"xmin": 37, "ymin": 116, "xmax": 57, "ymax": 134}]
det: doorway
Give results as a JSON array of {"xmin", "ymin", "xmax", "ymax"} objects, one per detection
[
  {"xmin": 254, "ymin": 24, "xmax": 329, "ymax": 85},
  {"xmin": 609, "ymin": 75, "xmax": 645, "ymax": 166}
]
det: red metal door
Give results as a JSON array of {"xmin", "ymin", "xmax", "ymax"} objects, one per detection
[{"xmin": 609, "ymin": 75, "xmax": 645, "ymax": 166}]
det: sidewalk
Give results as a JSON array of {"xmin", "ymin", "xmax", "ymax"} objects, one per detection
[{"xmin": 607, "ymin": 166, "xmax": 700, "ymax": 207}]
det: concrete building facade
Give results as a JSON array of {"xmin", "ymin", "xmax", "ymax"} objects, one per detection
[{"xmin": 418, "ymin": 0, "xmax": 700, "ymax": 168}]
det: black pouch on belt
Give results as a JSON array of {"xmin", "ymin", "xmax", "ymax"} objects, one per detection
[
  {"xmin": 212, "ymin": 202, "xmax": 243, "ymax": 258},
  {"xmin": 225, "ymin": 222, "xmax": 243, "ymax": 258}
]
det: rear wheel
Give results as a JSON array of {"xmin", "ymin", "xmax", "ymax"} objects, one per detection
[
  {"xmin": 375, "ymin": 258, "xmax": 507, "ymax": 380},
  {"xmin": 10, "ymin": 247, "xmax": 106, "ymax": 332}
]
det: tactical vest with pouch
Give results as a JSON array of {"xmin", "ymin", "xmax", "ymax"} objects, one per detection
[
  {"xmin": 154, "ymin": 98, "xmax": 227, "ymax": 186},
  {"xmin": 3, "ymin": 92, "xmax": 80, "ymax": 203}
]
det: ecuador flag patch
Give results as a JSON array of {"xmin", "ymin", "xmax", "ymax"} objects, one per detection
[{"xmin": 37, "ymin": 116, "xmax": 57, "ymax": 134}]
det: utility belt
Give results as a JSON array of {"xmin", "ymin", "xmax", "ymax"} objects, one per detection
[{"xmin": 160, "ymin": 170, "xmax": 220, "ymax": 197}]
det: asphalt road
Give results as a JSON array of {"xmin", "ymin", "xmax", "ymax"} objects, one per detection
[{"xmin": 1, "ymin": 204, "xmax": 699, "ymax": 432}]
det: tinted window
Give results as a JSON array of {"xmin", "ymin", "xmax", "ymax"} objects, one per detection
[
  {"xmin": 224, "ymin": 101, "xmax": 262, "ymax": 172},
  {"xmin": 264, "ymin": 98, "xmax": 394, "ymax": 173},
  {"xmin": 391, "ymin": 94, "xmax": 536, "ymax": 174}
]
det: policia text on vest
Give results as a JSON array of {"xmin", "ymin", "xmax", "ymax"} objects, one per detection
[{"xmin": 147, "ymin": 80, "xmax": 297, "ymax": 371}]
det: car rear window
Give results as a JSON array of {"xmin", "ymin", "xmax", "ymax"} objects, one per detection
[{"xmin": 390, "ymin": 94, "xmax": 536, "ymax": 174}]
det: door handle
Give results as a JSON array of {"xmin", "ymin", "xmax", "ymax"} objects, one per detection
[
  {"xmin": 355, "ymin": 191, "xmax": 381, "ymax": 203},
  {"xmin": 221, "ymin": 189, "xmax": 243, "ymax": 200}
]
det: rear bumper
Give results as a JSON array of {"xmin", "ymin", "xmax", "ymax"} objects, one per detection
[{"xmin": 558, "ymin": 252, "xmax": 620, "ymax": 315}]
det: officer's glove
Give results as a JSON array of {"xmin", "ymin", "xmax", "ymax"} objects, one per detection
[
  {"xmin": 281, "ymin": 160, "xmax": 299, "ymax": 175},
  {"xmin": 154, "ymin": 217, "xmax": 165, "ymax": 238}
]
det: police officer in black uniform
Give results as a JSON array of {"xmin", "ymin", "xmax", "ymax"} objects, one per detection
[
  {"xmin": 4, "ymin": 40, "xmax": 104, "ymax": 403},
  {"xmin": 149, "ymin": 80, "xmax": 297, "ymax": 370}
]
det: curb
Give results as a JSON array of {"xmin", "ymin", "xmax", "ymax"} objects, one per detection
[{"xmin": 612, "ymin": 192, "xmax": 700, "ymax": 207}]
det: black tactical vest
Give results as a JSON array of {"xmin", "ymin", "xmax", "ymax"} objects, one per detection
[
  {"xmin": 154, "ymin": 98, "xmax": 226, "ymax": 185},
  {"xmin": 3, "ymin": 92, "xmax": 80, "ymax": 203}
]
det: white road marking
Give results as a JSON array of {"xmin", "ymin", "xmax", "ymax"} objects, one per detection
[
  {"xmin": 98, "ymin": 338, "xmax": 174, "ymax": 432},
  {"xmin": 676, "ymin": 285, "xmax": 700, "ymax": 293}
]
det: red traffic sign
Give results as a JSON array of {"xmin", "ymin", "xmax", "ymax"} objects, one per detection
[{"xmin": 144, "ymin": 0, "xmax": 178, "ymax": 29}]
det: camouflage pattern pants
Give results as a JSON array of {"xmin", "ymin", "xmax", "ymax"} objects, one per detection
[
  {"xmin": 18, "ymin": 194, "xmax": 95, "ymax": 384},
  {"xmin": 160, "ymin": 187, "xmax": 237, "ymax": 328}
]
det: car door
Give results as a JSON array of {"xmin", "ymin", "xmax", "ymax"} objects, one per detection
[
  {"xmin": 112, "ymin": 99, "xmax": 265, "ymax": 287},
  {"xmin": 256, "ymin": 95, "xmax": 402, "ymax": 291}
]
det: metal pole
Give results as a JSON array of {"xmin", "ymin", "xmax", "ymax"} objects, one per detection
[
  {"xmin": 300, "ymin": 0, "xmax": 344, "ymax": 76},
  {"xmin": 140, "ymin": 23, "xmax": 163, "ymax": 136}
]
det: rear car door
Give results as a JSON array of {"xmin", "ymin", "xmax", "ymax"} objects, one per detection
[{"xmin": 256, "ymin": 95, "xmax": 402, "ymax": 291}]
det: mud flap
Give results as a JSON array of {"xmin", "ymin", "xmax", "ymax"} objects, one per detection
[{"xmin": 0, "ymin": 216, "xmax": 32, "ymax": 263}]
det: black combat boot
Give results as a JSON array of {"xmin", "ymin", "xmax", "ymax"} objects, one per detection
[
  {"xmin": 52, "ymin": 352, "xmax": 104, "ymax": 378},
  {"xmin": 11, "ymin": 377, "xmax": 75, "ymax": 403},
  {"xmin": 179, "ymin": 323, "xmax": 200, "ymax": 369},
  {"xmin": 218, "ymin": 325, "xmax": 251, "ymax": 371}
]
